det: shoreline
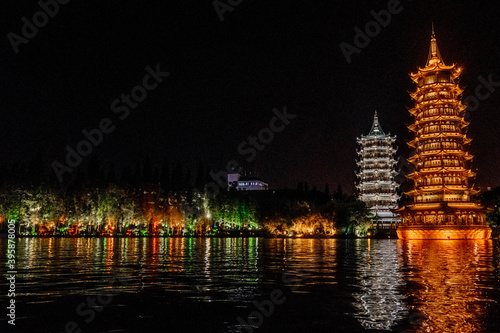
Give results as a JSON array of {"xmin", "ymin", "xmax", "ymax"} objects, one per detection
[{"xmin": 3, "ymin": 226, "xmax": 497, "ymax": 239}]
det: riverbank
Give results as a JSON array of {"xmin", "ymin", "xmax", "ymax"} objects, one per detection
[{"xmin": 6, "ymin": 226, "xmax": 498, "ymax": 239}]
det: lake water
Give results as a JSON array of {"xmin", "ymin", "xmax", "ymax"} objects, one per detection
[{"xmin": 1, "ymin": 238, "xmax": 499, "ymax": 333}]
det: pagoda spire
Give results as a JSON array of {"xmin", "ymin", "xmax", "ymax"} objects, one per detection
[
  {"xmin": 369, "ymin": 111, "xmax": 385, "ymax": 136},
  {"xmin": 426, "ymin": 23, "xmax": 444, "ymax": 67}
]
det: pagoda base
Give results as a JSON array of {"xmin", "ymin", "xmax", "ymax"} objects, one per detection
[{"xmin": 397, "ymin": 225, "xmax": 491, "ymax": 240}]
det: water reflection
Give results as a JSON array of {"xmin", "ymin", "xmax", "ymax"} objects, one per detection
[
  {"xmin": 350, "ymin": 239, "xmax": 407, "ymax": 330},
  {"xmin": 1, "ymin": 238, "xmax": 499, "ymax": 332},
  {"xmin": 400, "ymin": 240, "xmax": 496, "ymax": 333}
]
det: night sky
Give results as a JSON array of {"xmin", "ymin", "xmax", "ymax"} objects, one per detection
[{"xmin": 1, "ymin": 0, "xmax": 499, "ymax": 192}]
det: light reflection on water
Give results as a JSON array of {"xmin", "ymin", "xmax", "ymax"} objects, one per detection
[
  {"xmin": 350, "ymin": 239, "xmax": 407, "ymax": 330},
  {"xmin": 399, "ymin": 240, "xmax": 497, "ymax": 333},
  {"xmin": 1, "ymin": 237, "xmax": 499, "ymax": 332}
]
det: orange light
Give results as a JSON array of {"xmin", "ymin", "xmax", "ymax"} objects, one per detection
[{"xmin": 397, "ymin": 226, "xmax": 491, "ymax": 240}]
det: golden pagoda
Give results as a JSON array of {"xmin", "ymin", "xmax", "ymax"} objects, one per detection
[{"xmin": 396, "ymin": 26, "xmax": 491, "ymax": 240}]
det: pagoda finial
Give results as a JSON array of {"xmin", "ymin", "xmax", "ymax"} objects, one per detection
[
  {"xmin": 369, "ymin": 111, "xmax": 385, "ymax": 136},
  {"xmin": 426, "ymin": 23, "xmax": 444, "ymax": 67}
]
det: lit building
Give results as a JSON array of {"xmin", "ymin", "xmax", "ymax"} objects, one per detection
[
  {"xmin": 228, "ymin": 173, "xmax": 268, "ymax": 191},
  {"xmin": 356, "ymin": 111, "xmax": 400, "ymax": 230},
  {"xmin": 396, "ymin": 26, "xmax": 491, "ymax": 240}
]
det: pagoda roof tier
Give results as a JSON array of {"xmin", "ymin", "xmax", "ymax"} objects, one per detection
[
  {"xmin": 359, "ymin": 184, "xmax": 399, "ymax": 189},
  {"xmin": 395, "ymin": 201, "xmax": 484, "ymax": 213},
  {"xmin": 410, "ymin": 107, "xmax": 465, "ymax": 117},
  {"xmin": 412, "ymin": 167, "xmax": 475, "ymax": 175},
  {"xmin": 360, "ymin": 189, "xmax": 399, "ymax": 194},
  {"xmin": 410, "ymin": 64, "xmax": 461, "ymax": 82},
  {"xmin": 361, "ymin": 193, "xmax": 400, "ymax": 199},
  {"xmin": 358, "ymin": 146, "xmax": 396, "ymax": 150},
  {"xmin": 357, "ymin": 149, "xmax": 396, "ymax": 155},
  {"xmin": 416, "ymin": 132, "xmax": 470, "ymax": 141},
  {"xmin": 413, "ymin": 149, "xmax": 472, "ymax": 158},
  {"xmin": 408, "ymin": 152, "xmax": 474, "ymax": 163},
  {"xmin": 406, "ymin": 138, "xmax": 466, "ymax": 148},
  {"xmin": 407, "ymin": 184, "xmax": 470, "ymax": 194},
  {"xmin": 411, "ymin": 84, "xmax": 464, "ymax": 95},
  {"xmin": 408, "ymin": 170, "xmax": 460, "ymax": 178},
  {"xmin": 357, "ymin": 168, "xmax": 398, "ymax": 174},
  {"xmin": 408, "ymin": 169, "xmax": 475, "ymax": 179},
  {"xmin": 356, "ymin": 135, "xmax": 396, "ymax": 146},
  {"xmin": 369, "ymin": 205, "xmax": 399, "ymax": 210},
  {"xmin": 414, "ymin": 101, "xmax": 464, "ymax": 110},
  {"xmin": 357, "ymin": 155, "xmax": 396, "ymax": 160},
  {"xmin": 428, "ymin": 149, "xmax": 473, "ymax": 158},
  {"xmin": 446, "ymin": 202, "xmax": 485, "ymax": 210},
  {"xmin": 357, "ymin": 163, "xmax": 397, "ymax": 168},
  {"xmin": 357, "ymin": 155, "xmax": 397, "ymax": 161},
  {"xmin": 416, "ymin": 99, "xmax": 462, "ymax": 107},
  {"xmin": 419, "ymin": 98, "xmax": 462, "ymax": 105},
  {"xmin": 414, "ymin": 115, "xmax": 467, "ymax": 124},
  {"xmin": 409, "ymin": 87, "xmax": 461, "ymax": 101},
  {"xmin": 409, "ymin": 134, "xmax": 470, "ymax": 145},
  {"xmin": 395, "ymin": 203, "xmax": 442, "ymax": 212},
  {"xmin": 357, "ymin": 148, "xmax": 397, "ymax": 155},
  {"xmin": 356, "ymin": 157, "xmax": 397, "ymax": 164},
  {"xmin": 358, "ymin": 168, "xmax": 398, "ymax": 174},
  {"xmin": 410, "ymin": 139, "xmax": 472, "ymax": 148},
  {"xmin": 358, "ymin": 180, "xmax": 399, "ymax": 184},
  {"xmin": 358, "ymin": 155, "xmax": 395, "ymax": 161},
  {"xmin": 361, "ymin": 192, "xmax": 399, "ymax": 197}
]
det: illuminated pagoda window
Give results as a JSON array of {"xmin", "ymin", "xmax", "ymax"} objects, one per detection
[
  {"xmin": 356, "ymin": 111, "xmax": 400, "ymax": 230},
  {"xmin": 396, "ymin": 25, "xmax": 491, "ymax": 240}
]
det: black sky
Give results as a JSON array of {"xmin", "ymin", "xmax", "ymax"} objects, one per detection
[{"xmin": 1, "ymin": 0, "xmax": 500, "ymax": 192}]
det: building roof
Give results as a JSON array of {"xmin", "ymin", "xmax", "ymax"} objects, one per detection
[
  {"xmin": 238, "ymin": 176, "xmax": 267, "ymax": 183},
  {"xmin": 368, "ymin": 111, "xmax": 385, "ymax": 136}
]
